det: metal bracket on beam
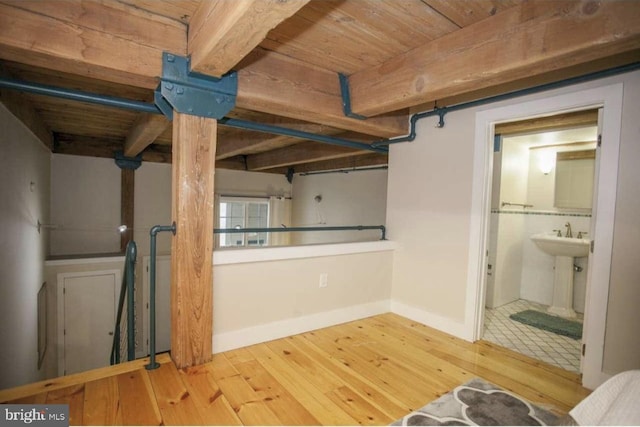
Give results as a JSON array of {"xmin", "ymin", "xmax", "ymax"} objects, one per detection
[
  {"xmin": 158, "ymin": 52, "xmax": 237, "ymax": 119},
  {"xmin": 154, "ymin": 85, "xmax": 173, "ymax": 120},
  {"xmin": 338, "ymin": 73, "xmax": 367, "ymax": 120},
  {"xmin": 285, "ymin": 167, "xmax": 295, "ymax": 184},
  {"xmin": 115, "ymin": 151, "xmax": 142, "ymax": 170}
]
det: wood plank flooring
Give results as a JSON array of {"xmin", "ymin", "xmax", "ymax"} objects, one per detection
[{"xmin": 0, "ymin": 313, "xmax": 591, "ymax": 425}]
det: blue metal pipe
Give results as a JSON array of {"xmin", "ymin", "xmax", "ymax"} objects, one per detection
[
  {"xmin": 299, "ymin": 165, "xmax": 388, "ymax": 176},
  {"xmin": 219, "ymin": 117, "xmax": 388, "ymax": 153},
  {"xmin": 110, "ymin": 240, "xmax": 137, "ymax": 366},
  {"xmin": 373, "ymin": 61, "xmax": 640, "ymax": 147},
  {"xmin": 6, "ymin": 61, "xmax": 636, "ymax": 153},
  {"xmin": 146, "ymin": 223, "xmax": 176, "ymax": 371},
  {"xmin": 0, "ymin": 76, "xmax": 387, "ymax": 154},
  {"xmin": 215, "ymin": 225, "xmax": 386, "ymax": 240},
  {"xmin": 0, "ymin": 78, "xmax": 161, "ymax": 115},
  {"xmin": 125, "ymin": 241, "xmax": 137, "ymax": 362}
]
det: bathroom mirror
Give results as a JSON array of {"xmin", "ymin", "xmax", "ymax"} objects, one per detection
[{"xmin": 554, "ymin": 149, "xmax": 595, "ymax": 209}]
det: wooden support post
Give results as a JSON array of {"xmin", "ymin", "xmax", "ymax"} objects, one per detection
[
  {"xmin": 170, "ymin": 112, "xmax": 216, "ymax": 368},
  {"xmin": 120, "ymin": 168, "xmax": 135, "ymax": 252}
]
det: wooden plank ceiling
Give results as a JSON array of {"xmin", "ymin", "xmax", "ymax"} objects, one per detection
[{"xmin": 0, "ymin": 0, "xmax": 639, "ymax": 174}]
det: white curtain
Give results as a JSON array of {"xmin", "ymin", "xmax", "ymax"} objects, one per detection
[{"xmin": 269, "ymin": 196, "xmax": 292, "ymax": 246}]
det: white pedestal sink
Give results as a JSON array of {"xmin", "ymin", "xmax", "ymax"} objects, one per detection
[{"xmin": 530, "ymin": 233, "xmax": 590, "ymax": 318}]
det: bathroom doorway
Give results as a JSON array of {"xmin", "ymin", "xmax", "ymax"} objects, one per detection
[
  {"xmin": 482, "ymin": 114, "xmax": 598, "ymax": 373},
  {"xmin": 466, "ymin": 82, "xmax": 624, "ymax": 389}
]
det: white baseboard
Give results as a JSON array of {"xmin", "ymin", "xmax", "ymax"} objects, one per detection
[
  {"xmin": 390, "ymin": 300, "xmax": 469, "ymax": 340},
  {"xmin": 212, "ymin": 300, "xmax": 391, "ymax": 354},
  {"xmin": 212, "ymin": 299, "xmax": 471, "ymax": 354}
]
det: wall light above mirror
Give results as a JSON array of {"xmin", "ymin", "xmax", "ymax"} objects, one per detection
[{"xmin": 538, "ymin": 150, "xmax": 556, "ymax": 175}]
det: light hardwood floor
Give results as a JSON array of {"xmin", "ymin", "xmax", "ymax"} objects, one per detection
[{"xmin": 0, "ymin": 313, "xmax": 590, "ymax": 425}]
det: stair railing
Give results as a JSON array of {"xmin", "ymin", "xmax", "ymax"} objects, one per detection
[
  {"xmin": 146, "ymin": 223, "xmax": 176, "ymax": 370},
  {"xmin": 110, "ymin": 240, "xmax": 137, "ymax": 365}
]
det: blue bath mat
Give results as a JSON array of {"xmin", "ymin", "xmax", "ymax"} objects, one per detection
[{"xmin": 509, "ymin": 309, "xmax": 582, "ymax": 339}]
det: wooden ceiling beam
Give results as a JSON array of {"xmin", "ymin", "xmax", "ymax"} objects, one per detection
[
  {"xmin": 216, "ymin": 117, "xmax": 354, "ymax": 160},
  {"xmin": 495, "ymin": 109, "xmax": 599, "ymax": 136},
  {"xmin": 0, "ymin": 2, "xmax": 409, "ymax": 138},
  {"xmin": 124, "ymin": 113, "xmax": 171, "ymax": 157},
  {"xmin": 216, "ymin": 130, "xmax": 293, "ymax": 160},
  {"xmin": 54, "ymin": 133, "xmax": 125, "ymax": 159},
  {"xmin": 246, "ymin": 142, "xmax": 369, "ymax": 171},
  {"xmin": 0, "ymin": 1, "xmax": 186, "ymax": 89},
  {"xmin": 215, "ymin": 156, "xmax": 248, "ymax": 171},
  {"xmin": 349, "ymin": 1, "xmax": 640, "ymax": 117},
  {"xmin": 53, "ymin": 133, "xmax": 248, "ymax": 169},
  {"xmin": 53, "ymin": 133, "xmax": 170, "ymax": 163},
  {"xmin": 266, "ymin": 152, "xmax": 388, "ymax": 175},
  {"xmin": 236, "ymin": 48, "xmax": 409, "ymax": 137},
  {"xmin": 189, "ymin": 0, "xmax": 309, "ymax": 77}
]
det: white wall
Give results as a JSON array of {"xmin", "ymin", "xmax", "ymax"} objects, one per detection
[
  {"xmin": 487, "ymin": 136, "xmax": 529, "ymax": 308},
  {"xmin": 134, "ymin": 162, "xmax": 173, "ymax": 256},
  {"xmin": 387, "ymin": 107, "xmax": 475, "ymax": 329},
  {"xmin": 291, "ymin": 169, "xmax": 388, "ymax": 245},
  {"xmin": 50, "ymin": 154, "xmax": 121, "ymax": 256},
  {"xmin": 500, "ymin": 137, "xmax": 530, "ymax": 206},
  {"xmin": 387, "ymin": 70, "xmax": 640, "ymax": 375},
  {"xmin": 488, "ymin": 213, "xmax": 524, "ymax": 308},
  {"xmin": 213, "ymin": 249, "xmax": 393, "ymax": 351},
  {"xmin": 0, "ymin": 104, "xmax": 50, "ymax": 389},
  {"xmin": 603, "ymin": 71, "xmax": 640, "ymax": 374}
]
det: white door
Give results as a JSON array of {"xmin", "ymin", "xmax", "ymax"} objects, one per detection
[
  {"xmin": 58, "ymin": 270, "xmax": 120, "ymax": 375},
  {"xmin": 580, "ymin": 108, "xmax": 604, "ymax": 372}
]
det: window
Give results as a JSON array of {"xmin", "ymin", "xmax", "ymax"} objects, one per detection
[{"xmin": 219, "ymin": 197, "xmax": 269, "ymax": 247}]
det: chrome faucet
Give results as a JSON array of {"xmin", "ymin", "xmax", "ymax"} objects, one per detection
[{"xmin": 565, "ymin": 222, "xmax": 573, "ymax": 238}]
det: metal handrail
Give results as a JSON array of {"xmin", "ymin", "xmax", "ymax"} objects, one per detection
[
  {"xmin": 214, "ymin": 225, "xmax": 387, "ymax": 240},
  {"xmin": 110, "ymin": 240, "xmax": 137, "ymax": 365},
  {"xmin": 146, "ymin": 223, "xmax": 176, "ymax": 371}
]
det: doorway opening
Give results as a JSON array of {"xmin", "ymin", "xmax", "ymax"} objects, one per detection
[
  {"xmin": 466, "ymin": 83, "xmax": 624, "ymax": 389},
  {"xmin": 482, "ymin": 112, "xmax": 598, "ymax": 373}
]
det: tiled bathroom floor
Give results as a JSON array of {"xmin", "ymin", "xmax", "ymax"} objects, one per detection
[{"xmin": 483, "ymin": 299, "xmax": 582, "ymax": 373}]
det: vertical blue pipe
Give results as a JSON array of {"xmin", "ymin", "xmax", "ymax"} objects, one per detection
[
  {"xmin": 146, "ymin": 227, "xmax": 160, "ymax": 370},
  {"xmin": 126, "ymin": 241, "xmax": 137, "ymax": 361},
  {"xmin": 146, "ymin": 223, "xmax": 176, "ymax": 371},
  {"xmin": 112, "ymin": 328, "xmax": 120, "ymax": 365},
  {"xmin": 494, "ymin": 134, "xmax": 503, "ymax": 153}
]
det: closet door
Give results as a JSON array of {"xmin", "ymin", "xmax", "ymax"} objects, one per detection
[{"xmin": 58, "ymin": 270, "xmax": 119, "ymax": 375}]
